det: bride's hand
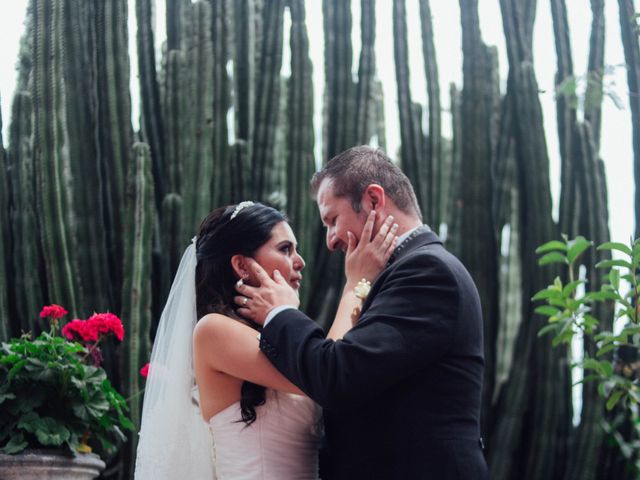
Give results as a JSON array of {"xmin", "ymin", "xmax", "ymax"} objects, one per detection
[{"xmin": 344, "ymin": 211, "xmax": 398, "ymax": 290}]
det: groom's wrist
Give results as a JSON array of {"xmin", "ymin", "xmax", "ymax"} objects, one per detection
[{"xmin": 264, "ymin": 305, "xmax": 297, "ymax": 326}]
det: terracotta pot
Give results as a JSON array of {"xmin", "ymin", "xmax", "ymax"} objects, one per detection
[{"xmin": 0, "ymin": 450, "xmax": 105, "ymax": 479}]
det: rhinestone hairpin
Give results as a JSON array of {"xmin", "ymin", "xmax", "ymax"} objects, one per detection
[{"xmin": 230, "ymin": 201, "xmax": 255, "ymax": 220}]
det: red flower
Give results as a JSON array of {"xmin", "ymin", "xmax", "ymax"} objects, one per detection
[
  {"xmin": 61, "ymin": 319, "xmax": 89, "ymax": 341},
  {"xmin": 40, "ymin": 304, "xmax": 68, "ymax": 319},
  {"xmin": 140, "ymin": 363, "xmax": 150, "ymax": 378},
  {"xmin": 87, "ymin": 313, "xmax": 124, "ymax": 341}
]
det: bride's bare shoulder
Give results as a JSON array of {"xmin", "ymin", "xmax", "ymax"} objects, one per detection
[{"xmin": 193, "ymin": 313, "xmax": 253, "ymax": 341}]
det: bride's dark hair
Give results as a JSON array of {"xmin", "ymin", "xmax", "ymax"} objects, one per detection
[{"xmin": 195, "ymin": 202, "xmax": 286, "ymax": 425}]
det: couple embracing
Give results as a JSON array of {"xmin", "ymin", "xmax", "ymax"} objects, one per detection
[{"xmin": 135, "ymin": 146, "xmax": 488, "ymax": 479}]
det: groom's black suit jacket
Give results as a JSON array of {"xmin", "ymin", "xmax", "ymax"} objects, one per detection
[{"xmin": 260, "ymin": 227, "xmax": 488, "ymax": 479}]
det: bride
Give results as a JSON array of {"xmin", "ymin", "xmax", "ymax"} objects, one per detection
[{"xmin": 134, "ymin": 201, "xmax": 397, "ymax": 479}]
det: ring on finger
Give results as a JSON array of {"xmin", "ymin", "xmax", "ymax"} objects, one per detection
[{"xmin": 242, "ymin": 296, "xmax": 249, "ymax": 306}]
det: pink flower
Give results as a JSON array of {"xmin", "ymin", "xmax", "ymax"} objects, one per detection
[
  {"xmin": 140, "ymin": 363, "xmax": 150, "ymax": 378},
  {"xmin": 40, "ymin": 304, "xmax": 68, "ymax": 319}
]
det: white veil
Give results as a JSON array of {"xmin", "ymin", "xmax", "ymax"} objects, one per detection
[{"xmin": 134, "ymin": 240, "xmax": 216, "ymax": 479}]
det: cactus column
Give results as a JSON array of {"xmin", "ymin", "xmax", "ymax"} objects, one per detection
[
  {"xmin": 121, "ymin": 142, "xmax": 154, "ymax": 478},
  {"xmin": 617, "ymin": 0, "xmax": 640, "ymax": 239},
  {"xmin": 458, "ymin": 0, "xmax": 500, "ymax": 441},
  {"xmin": 0, "ymin": 98, "xmax": 10, "ymax": 342},
  {"xmin": 31, "ymin": 0, "xmax": 80, "ymax": 315}
]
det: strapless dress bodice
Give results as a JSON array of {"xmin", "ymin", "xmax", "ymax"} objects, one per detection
[{"xmin": 208, "ymin": 389, "xmax": 321, "ymax": 479}]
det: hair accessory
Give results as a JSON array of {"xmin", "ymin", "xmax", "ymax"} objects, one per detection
[
  {"xmin": 354, "ymin": 278, "xmax": 372, "ymax": 300},
  {"xmin": 230, "ymin": 201, "xmax": 255, "ymax": 220}
]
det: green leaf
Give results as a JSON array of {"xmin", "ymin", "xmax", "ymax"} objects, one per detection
[
  {"xmin": 536, "ymin": 240, "xmax": 568, "ymax": 254},
  {"xmin": 596, "ymin": 343, "xmax": 616, "ymax": 357},
  {"xmin": 609, "ymin": 268, "xmax": 621, "ymax": 290},
  {"xmin": 596, "ymin": 259, "xmax": 633, "ymax": 269},
  {"xmin": 567, "ymin": 236, "xmax": 593, "ymax": 264},
  {"xmin": 599, "ymin": 361, "xmax": 614, "ymax": 377},
  {"xmin": 532, "ymin": 288, "xmax": 563, "ymax": 301},
  {"xmin": 8, "ymin": 359, "xmax": 27, "ymax": 381},
  {"xmin": 606, "ymin": 390, "xmax": 625, "ymax": 411},
  {"xmin": 1, "ymin": 434, "xmax": 28, "ymax": 454},
  {"xmin": 34, "ymin": 418, "xmax": 70, "ymax": 447},
  {"xmin": 538, "ymin": 324, "xmax": 558, "ymax": 338},
  {"xmin": 562, "ymin": 280, "xmax": 585, "ymax": 298},
  {"xmin": 588, "ymin": 290, "xmax": 620, "ymax": 302},
  {"xmin": 535, "ymin": 305, "xmax": 561, "ymax": 317},
  {"xmin": 0, "ymin": 392, "xmax": 16, "ymax": 404},
  {"xmin": 539, "ymin": 252, "xmax": 568, "ymax": 266},
  {"xmin": 597, "ymin": 242, "xmax": 633, "ymax": 256}
]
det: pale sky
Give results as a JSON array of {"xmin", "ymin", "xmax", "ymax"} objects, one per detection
[{"xmin": 0, "ymin": 0, "xmax": 635, "ymax": 244}]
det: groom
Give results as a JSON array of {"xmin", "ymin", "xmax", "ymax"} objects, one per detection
[{"xmin": 238, "ymin": 146, "xmax": 488, "ymax": 479}]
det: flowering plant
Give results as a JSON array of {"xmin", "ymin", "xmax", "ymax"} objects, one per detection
[{"xmin": 0, "ymin": 305, "xmax": 133, "ymax": 455}]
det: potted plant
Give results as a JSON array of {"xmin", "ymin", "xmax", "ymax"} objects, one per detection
[{"xmin": 0, "ymin": 305, "xmax": 133, "ymax": 479}]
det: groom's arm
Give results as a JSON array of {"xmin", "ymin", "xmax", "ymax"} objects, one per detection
[{"xmin": 258, "ymin": 254, "xmax": 460, "ymax": 410}]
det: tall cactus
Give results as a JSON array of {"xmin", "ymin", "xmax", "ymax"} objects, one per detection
[
  {"xmin": 231, "ymin": 0, "xmax": 256, "ymax": 145},
  {"xmin": 552, "ymin": 0, "xmax": 580, "ymax": 238},
  {"xmin": 323, "ymin": 0, "xmax": 356, "ymax": 158},
  {"xmin": 354, "ymin": 0, "xmax": 376, "ymax": 144},
  {"xmin": 136, "ymin": 0, "xmax": 166, "ymax": 207},
  {"xmin": 8, "ymin": 92, "xmax": 43, "ymax": 334},
  {"xmin": 252, "ymin": 0, "xmax": 285, "ymax": 201},
  {"xmin": 489, "ymin": 1, "xmax": 571, "ymax": 479},
  {"xmin": 458, "ymin": 0, "xmax": 500, "ymax": 439},
  {"xmin": 210, "ymin": 0, "xmax": 231, "ymax": 206},
  {"xmin": 286, "ymin": 0, "xmax": 316, "ymax": 307},
  {"xmin": 160, "ymin": 47, "xmax": 188, "ymax": 306},
  {"xmin": 393, "ymin": 0, "xmax": 425, "ymax": 212},
  {"xmin": 0, "ymin": 97, "xmax": 10, "ymax": 342},
  {"xmin": 617, "ymin": 0, "xmax": 640, "ymax": 239},
  {"xmin": 419, "ymin": 0, "xmax": 442, "ymax": 226},
  {"xmin": 184, "ymin": 0, "xmax": 215, "ymax": 235},
  {"xmin": 584, "ymin": 0, "xmax": 605, "ymax": 150},
  {"xmin": 121, "ymin": 142, "xmax": 154, "ymax": 478},
  {"xmin": 32, "ymin": 0, "xmax": 80, "ymax": 315},
  {"xmin": 563, "ymin": 122, "xmax": 612, "ymax": 480}
]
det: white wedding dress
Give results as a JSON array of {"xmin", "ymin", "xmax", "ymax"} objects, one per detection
[
  {"xmin": 209, "ymin": 389, "xmax": 322, "ymax": 479},
  {"xmin": 135, "ymin": 243, "xmax": 322, "ymax": 479}
]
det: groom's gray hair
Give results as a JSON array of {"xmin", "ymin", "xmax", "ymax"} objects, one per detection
[{"xmin": 310, "ymin": 145, "xmax": 422, "ymax": 219}]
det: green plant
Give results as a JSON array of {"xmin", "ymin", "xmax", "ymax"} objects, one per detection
[
  {"xmin": 535, "ymin": 236, "xmax": 640, "ymax": 468},
  {"xmin": 0, "ymin": 305, "xmax": 133, "ymax": 456}
]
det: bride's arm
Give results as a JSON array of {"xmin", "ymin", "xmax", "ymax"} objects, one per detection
[
  {"xmin": 193, "ymin": 313, "xmax": 304, "ymax": 394},
  {"xmin": 327, "ymin": 212, "xmax": 398, "ymax": 340}
]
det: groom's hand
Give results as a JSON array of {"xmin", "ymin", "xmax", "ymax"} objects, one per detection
[{"xmin": 234, "ymin": 258, "xmax": 300, "ymax": 325}]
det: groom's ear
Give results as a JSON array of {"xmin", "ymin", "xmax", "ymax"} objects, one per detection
[
  {"xmin": 230, "ymin": 254, "xmax": 249, "ymax": 279},
  {"xmin": 362, "ymin": 184, "xmax": 386, "ymax": 212}
]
